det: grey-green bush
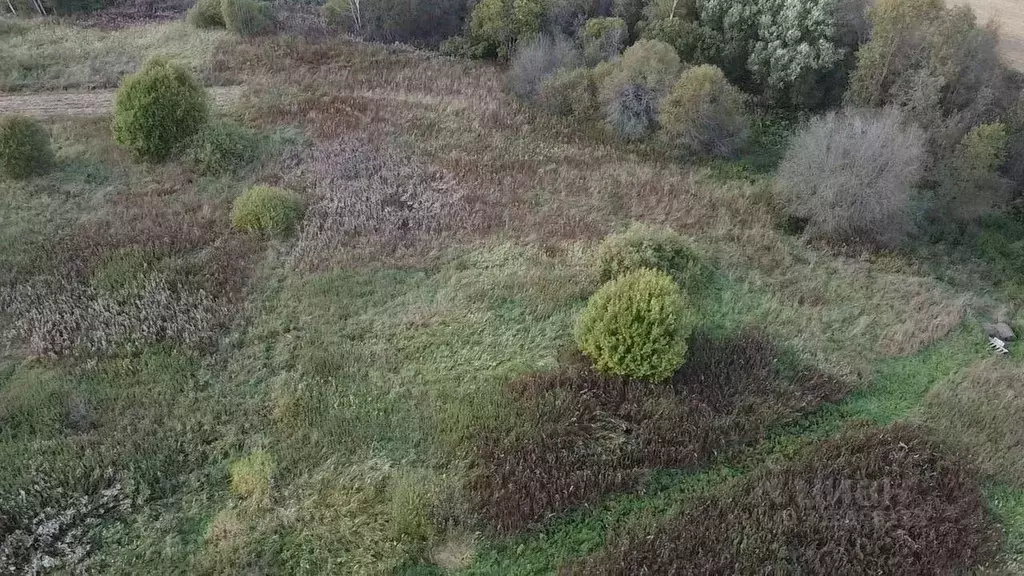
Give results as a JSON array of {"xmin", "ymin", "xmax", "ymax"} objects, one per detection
[
  {"xmin": 776, "ymin": 108, "xmax": 926, "ymax": 249},
  {"xmin": 0, "ymin": 115, "xmax": 54, "ymax": 180},
  {"xmin": 660, "ymin": 65, "xmax": 749, "ymax": 158},
  {"xmin": 112, "ymin": 58, "xmax": 210, "ymax": 163},
  {"xmin": 507, "ymin": 34, "xmax": 580, "ymax": 101},
  {"xmin": 222, "ymin": 0, "xmax": 272, "ymax": 36}
]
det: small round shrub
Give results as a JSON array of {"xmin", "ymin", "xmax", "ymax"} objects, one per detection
[
  {"xmin": 231, "ymin": 185, "xmax": 303, "ymax": 235},
  {"xmin": 582, "ymin": 17, "xmax": 628, "ymax": 65},
  {"xmin": 507, "ymin": 34, "xmax": 580, "ymax": 101},
  {"xmin": 597, "ymin": 223, "xmax": 710, "ymax": 295},
  {"xmin": 112, "ymin": 58, "xmax": 210, "ymax": 163},
  {"xmin": 187, "ymin": 119, "xmax": 261, "ymax": 176},
  {"xmin": 0, "ymin": 115, "xmax": 54, "ymax": 180},
  {"xmin": 187, "ymin": 0, "xmax": 224, "ymax": 27},
  {"xmin": 537, "ymin": 67, "xmax": 598, "ymax": 119},
  {"xmin": 575, "ymin": 268, "xmax": 695, "ymax": 383},
  {"xmin": 660, "ymin": 65, "xmax": 749, "ymax": 158},
  {"xmin": 222, "ymin": 0, "xmax": 272, "ymax": 36}
]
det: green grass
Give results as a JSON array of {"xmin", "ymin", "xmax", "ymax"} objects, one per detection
[{"xmin": 0, "ymin": 20, "xmax": 234, "ymax": 91}]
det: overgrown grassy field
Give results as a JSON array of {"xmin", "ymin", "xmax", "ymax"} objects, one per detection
[{"xmin": 1, "ymin": 17, "xmax": 1023, "ymax": 574}]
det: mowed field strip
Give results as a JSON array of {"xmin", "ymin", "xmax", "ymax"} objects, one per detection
[
  {"xmin": 0, "ymin": 85, "xmax": 243, "ymax": 118},
  {"xmin": 955, "ymin": 0, "xmax": 1024, "ymax": 70}
]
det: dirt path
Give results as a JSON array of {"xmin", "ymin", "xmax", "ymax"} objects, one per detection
[{"xmin": 0, "ymin": 86, "xmax": 244, "ymax": 118}]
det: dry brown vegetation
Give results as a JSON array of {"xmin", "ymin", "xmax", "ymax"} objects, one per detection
[
  {"xmin": 568, "ymin": 422, "xmax": 1001, "ymax": 575},
  {"xmin": 471, "ymin": 331, "xmax": 847, "ymax": 534}
]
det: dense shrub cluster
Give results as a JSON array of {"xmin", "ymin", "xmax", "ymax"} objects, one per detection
[
  {"xmin": 660, "ymin": 65, "xmax": 749, "ymax": 158},
  {"xmin": 935, "ymin": 122, "xmax": 1010, "ymax": 229},
  {"xmin": 634, "ymin": 0, "xmax": 853, "ymax": 110},
  {"xmin": 596, "ymin": 39, "xmax": 680, "ymax": 139},
  {"xmin": 230, "ymin": 186, "xmax": 303, "ymax": 236},
  {"xmin": 507, "ymin": 34, "xmax": 580, "ymax": 101},
  {"xmin": 596, "ymin": 223, "xmax": 710, "ymax": 295},
  {"xmin": 581, "ymin": 17, "xmax": 627, "ymax": 65},
  {"xmin": 325, "ymin": 0, "xmax": 468, "ymax": 48},
  {"xmin": 186, "ymin": 0, "xmax": 224, "ymax": 28},
  {"xmin": 568, "ymin": 423, "xmax": 998, "ymax": 575},
  {"xmin": 775, "ymin": 108, "xmax": 926, "ymax": 248},
  {"xmin": 0, "ymin": 115, "xmax": 54, "ymax": 180},
  {"xmin": 112, "ymin": 58, "xmax": 210, "ymax": 163},
  {"xmin": 575, "ymin": 269, "xmax": 694, "ymax": 383},
  {"xmin": 470, "ymin": 330, "xmax": 847, "ymax": 534}
]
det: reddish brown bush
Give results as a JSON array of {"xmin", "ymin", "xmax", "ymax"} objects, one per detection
[
  {"xmin": 567, "ymin": 423, "xmax": 999, "ymax": 575},
  {"xmin": 469, "ymin": 330, "xmax": 847, "ymax": 534}
]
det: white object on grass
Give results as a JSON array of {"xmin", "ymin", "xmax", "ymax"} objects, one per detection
[{"xmin": 989, "ymin": 336, "xmax": 1009, "ymax": 355}]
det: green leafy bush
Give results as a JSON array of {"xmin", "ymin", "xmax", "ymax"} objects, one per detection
[
  {"xmin": 596, "ymin": 223, "xmax": 710, "ymax": 295},
  {"xmin": 537, "ymin": 67, "xmax": 598, "ymax": 119},
  {"xmin": 638, "ymin": 17, "xmax": 704, "ymax": 63},
  {"xmin": 581, "ymin": 17, "xmax": 627, "ymax": 65},
  {"xmin": 469, "ymin": 0, "xmax": 546, "ymax": 59},
  {"xmin": 660, "ymin": 64, "xmax": 749, "ymax": 158},
  {"xmin": 0, "ymin": 115, "xmax": 54, "ymax": 180},
  {"xmin": 575, "ymin": 268, "xmax": 695, "ymax": 382},
  {"xmin": 187, "ymin": 119, "xmax": 261, "ymax": 176},
  {"xmin": 222, "ymin": 0, "xmax": 272, "ymax": 37},
  {"xmin": 937, "ymin": 122, "xmax": 1009, "ymax": 226},
  {"xmin": 231, "ymin": 185, "xmax": 303, "ymax": 236},
  {"xmin": 187, "ymin": 0, "xmax": 225, "ymax": 28},
  {"xmin": 112, "ymin": 58, "xmax": 210, "ymax": 163}
]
